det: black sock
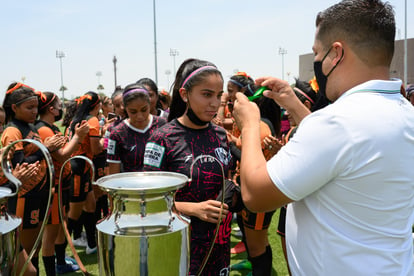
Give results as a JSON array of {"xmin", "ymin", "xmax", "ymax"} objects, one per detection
[
  {"xmin": 101, "ymin": 195, "xmax": 109, "ymax": 217},
  {"xmin": 31, "ymin": 256, "xmax": 39, "ymax": 276},
  {"xmin": 73, "ymin": 212, "xmax": 85, "ymax": 239},
  {"xmin": 83, "ymin": 211, "xmax": 97, "ymax": 248},
  {"xmin": 67, "ymin": 217, "xmax": 77, "ymax": 237},
  {"xmin": 42, "ymin": 255, "xmax": 56, "ymax": 276},
  {"xmin": 250, "ymin": 245, "xmax": 273, "ymax": 276},
  {"xmin": 55, "ymin": 241, "xmax": 67, "ymax": 265}
]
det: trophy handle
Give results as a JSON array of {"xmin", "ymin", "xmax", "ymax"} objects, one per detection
[
  {"xmin": 57, "ymin": 155, "xmax": 95, "ymax": 275},
  {"xmin": 1, "ymin": 139, "xmax": 55, "ymax": 276},
  {"xmin": 189, "ymin": 154, "xmax": 226, "ymax": 276}
]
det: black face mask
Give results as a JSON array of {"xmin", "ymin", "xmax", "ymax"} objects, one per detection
[
  {"xmin": 186, "ymin": 107, "xmax": 209, "ymax": 126},
  {"xmin": 313, "ymin": 46, "xmax": 344, "ymax": 102},
  {"xmin": 54, "ymin": 109, "xmax": 63, "ymax": 121}
]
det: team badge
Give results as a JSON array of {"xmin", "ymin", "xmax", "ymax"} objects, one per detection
[{"xmin": 143, "ymin": 142, "xmax": 165, "ymax": 168}]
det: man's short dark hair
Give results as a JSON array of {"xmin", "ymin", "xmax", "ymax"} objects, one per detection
[{"xmin": 316, "ymin": 0, "xmax": 395, "ymax": 67}]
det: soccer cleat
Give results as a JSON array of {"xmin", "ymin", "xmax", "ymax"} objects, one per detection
[
  {"xmin": 230, "ymin": 259, "xmax": 252, "ymax": 271},
  {"xmin": 86, "ymin": 245, "xmax": 97, "ymax": 254},
  {"xmin": 56, "ymin": 263, "xmax": 80, "ymax": 274},
  {"xmin": 230, "ymin": 241, "xmax": 246, "ymax": 254},
  {"xmin": 72, "ymin": 236, "xmax": 87, "ymax": 247}
]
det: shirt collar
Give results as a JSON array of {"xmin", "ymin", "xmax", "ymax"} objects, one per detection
[{"xmin": 338, "ymin": 79, "xmax": 402, "ymax": 101}]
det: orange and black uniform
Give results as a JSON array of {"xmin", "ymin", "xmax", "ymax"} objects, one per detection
[
  {"xmin": 36, "ymin": 120, "xmax": 72, "ymax": 224},
  {"xmin": 69, "ymin": 115, "xmax": 100, "ymax": 202},
  {"xmin": 237, "ymin": 121, "xmax": 276, "ymax": 231},
  {"xmin": 1, "ymin": 118, "xmax": 49, "ymax": 229}
]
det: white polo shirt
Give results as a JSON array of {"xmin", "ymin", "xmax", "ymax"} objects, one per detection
[{"xmin": 267, "ymin": 79, "xmax": 414, "ymax": 275}]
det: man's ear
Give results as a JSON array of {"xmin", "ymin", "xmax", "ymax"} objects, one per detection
[{"xmin": 331, "ymin": 41, "xmax": 344, "ymax": 64}]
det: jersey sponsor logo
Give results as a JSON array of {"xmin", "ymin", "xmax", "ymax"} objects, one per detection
[
  {"xmin": 184, "ymin": 154, "xmax": 193, "ymax": 163},
  {"xmin": 107, "ymin": 139, "xmax": 116, "ymax": 155},
  {"xmin": 143, "ymin": 142, "xmax": 165, "ymax": 168},
  {"xmin": 215, "ymin": 147, "xmax": 230, "ymax": 165}
]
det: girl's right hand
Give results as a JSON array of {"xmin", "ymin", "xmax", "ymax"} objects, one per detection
[
  {"xmin": 74, "ymin": 120, "xmax": 90, "ymax": 140},
  {"xmin": 13, "ymin": 162, "xmax": 40, "ymax": 195},
  {"xmin": 196, "ymin": 200, "xmax": 229, "ymax": 224},
  {"xmin": 44, "ymin": 135, "xmax": 66, "ymax": 152}
]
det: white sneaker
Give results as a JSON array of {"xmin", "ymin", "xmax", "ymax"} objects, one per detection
[
  {"xmin": 86, "ymin": 245, "xmax": 97, "ymax": 254},
  {"xmin": 72, "ymin": 236, "xmax": 87, "ymax": 247}
]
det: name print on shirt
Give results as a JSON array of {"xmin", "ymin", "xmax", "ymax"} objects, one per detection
[{"xmin": 143, "ymin": 142, "xmax": 165, "ymax": 168}]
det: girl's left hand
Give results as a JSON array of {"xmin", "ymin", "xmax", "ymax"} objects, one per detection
[{"xmin": 196, "ymin": 200, "xmax": 229, "ymax": 224}]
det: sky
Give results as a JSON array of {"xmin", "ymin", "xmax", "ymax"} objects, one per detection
[{"xmin": 0, "ymin": 0, "xmax": 412, "ymax": 101}]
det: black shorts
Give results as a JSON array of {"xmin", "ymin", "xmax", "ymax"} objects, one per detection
[
  {"xmin": 93, "ymin": 151, "xmax": 107, "ymax": 181},
  {"xmin": 70, "ymin": 172, "xmax": 92, "ymax": 203},
  {"xmin": 242, "ymin": 208, "xmax": 275, "ymax": 230},
  {"xmin": 70, "ymin": 159, "xmax": 92, "ymax": 202},
  {"xmin": 8, "ymin": 194, "xmax": 48, "ymax": 229},
  {"xmin": 277, "ymin": 205, "xmax": 287, "ymax": 237}
]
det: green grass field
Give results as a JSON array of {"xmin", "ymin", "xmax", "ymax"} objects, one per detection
[{"xmin": 39, "ymin": 208, "xmax": 289, "ymax": 275}]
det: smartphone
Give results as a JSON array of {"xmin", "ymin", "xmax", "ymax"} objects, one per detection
[{"xmin": 108, "ymin": 112, "xmax": 117, "ymax": 120}]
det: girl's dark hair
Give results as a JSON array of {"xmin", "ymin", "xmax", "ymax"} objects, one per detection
[
  {"xmin": 136, "ymin": 78, "xmax": 164, "ymax": 111},
  {"xmin": 2, "ymin": 82, "xmax": 37, "ymax": 123},
  {"xmin": 229, "ymin": 72, "xmax": 255, "ymax": 90},
  {"xmin": 293, "ymin": 78, "xmax": 318, "ymax": 107},
  {"xmin": 159, "ymin": 90, "xmax": 171, "ymax": 109},
  {"xmin": 101, "ymin": 95, "xmax": 111, "ymax": 107},
  {"xmin": 168, "ymin": 58, "xmax": 223, "ymax": 122},
  {"xmin": 70, "ymin": 91, "xmax": 100, "ymax": 133},
  {"xmin": 37, "ymin": 91, "xmax": 59, "ymax": 115},
  {"xmin": 136, "ymin": 78, "xmax": 158, "ymax": 95},
  {"xmin": 111, "ymin": 86, "xmax": 124, "ymax": 101},
  {"xmin": 62, "ymin": 100, "xmax": 78, "ymax": 129},
  {"xmin": 122, "ymin": 83, "xmax": 150, "ymax": 118}
]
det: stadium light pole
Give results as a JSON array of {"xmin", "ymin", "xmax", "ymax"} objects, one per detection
[
  {"xmin": 170, "ymin": 48, "xmax": 179, "ymax": 77},
  {"xmin": 113, "ymin": 55, "xmax": 118, "ymax": 89},
  {"xmin": 56, "ymin": 50, "xmax": 65, "ymax": 101},
  {"xmin": 153, "ymin": 0, "xmax": 158, "ymax": 84},
  {"xmin": 404, "ymin": 0, "xmax": 407, "ymax": 88},
  {"xmin": 278, "ymin": 47, "xmax": 287, "ymax": 80}
]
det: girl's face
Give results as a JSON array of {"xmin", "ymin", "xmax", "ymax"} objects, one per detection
[
  {"xmin": 144, "ymin": 85, "xmax": 158, "ymax": 114},
  {"xmin": 184, "ymin": 74, "xmax": 224, "ymax": 123},
  {"xmin": 102, "ymin": 99, "xmax": 114, "ymax": 115},
  {"xmin": 125, "ymin": 98, "xmax": 151, "ymax": 129},
  {"xmin": 13, "ymin": 98, "xmax": 38, "ymax": 123},
  {"xmin": 227, "ymin": 81, "xmax": 241, "ymax": 103},
  {"xmin": 113, "ymin": 94, "xmax": 126, "ymax": 118},
  {"xmin": 0, "ymin": 111, "xmax": 5, "ymax": 134}
]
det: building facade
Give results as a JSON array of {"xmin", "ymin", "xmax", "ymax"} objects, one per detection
[{"xmin": 299, "ymin": 38, "xmax": 414, "ymax": 85}]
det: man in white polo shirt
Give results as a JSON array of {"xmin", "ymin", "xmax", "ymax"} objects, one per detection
[{"xmin": 232, "ymin": 0, "xmax": 414, "ymax": 275}]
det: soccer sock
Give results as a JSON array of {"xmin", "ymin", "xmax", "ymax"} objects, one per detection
[
  {"xmin": 83, "ymin": 211, "xmax": 97, "ymax": 248},
  {"xmin": 67, "ymin": 217, "xmax": 77, "ymax": 237},
  {"xmin": 73, "ymin": 212, "xmax": 85, "ymax": 239},
  {"xmin": 31, "ymin": 256, "xmax": 39, "ymax": 276},
  {"xmin": 55, "ymin": 241, "xmax": 67, "ymax": 266},
  {"xmin": 42, "ymin": 255, "xmax": 56, "ymax": 276},
  {"xmin": 250, "ymin": 245, "xmax": 273, "ymax": 276},
  {"xmin": 101, "ymin": 194, "xmax": 109, "ymax": 217}
]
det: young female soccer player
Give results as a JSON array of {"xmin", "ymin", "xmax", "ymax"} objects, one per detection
[
  {"xmin": 144, "ymin": 59, "xmax": 233, "ymax": 275},
  {"xmin": 67, "ymin": 91, "xmax": 102, "ymax": 254},
  {"xmin": 107, "ymin": 83, "xmax": 166, "ymax": 173},
  {"xmin": 137, "ymin": 78, "xmax": 169, "ymax": 119},
  {"xmin": 36, "ymin": 91, "xmax": 89, "ymax": 274},
  {"xmin": 1, "ymin": 82, "xmax": 65, "ymax": 272}
]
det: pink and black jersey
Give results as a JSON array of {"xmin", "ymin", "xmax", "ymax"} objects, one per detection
[
  {"xmin": 143, "ymin": 119, "xmax": 233, "ymax": 245},
  {"xmin": 107, "ymin": 115, "xmax": 166, "ymax": 172}
]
